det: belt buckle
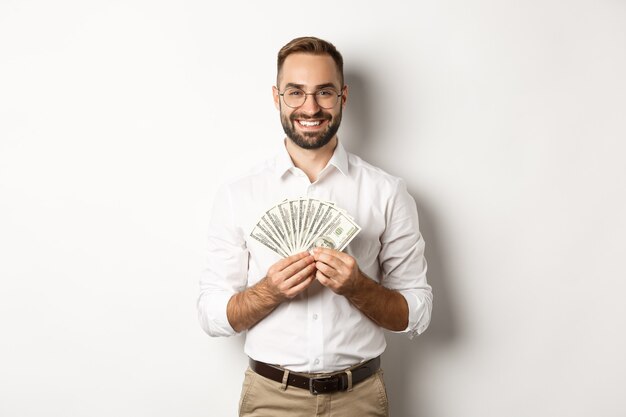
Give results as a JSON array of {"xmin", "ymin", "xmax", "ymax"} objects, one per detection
[{"xmin": 308, "ymin": 375, "xmax": 346, "ymax": 395}]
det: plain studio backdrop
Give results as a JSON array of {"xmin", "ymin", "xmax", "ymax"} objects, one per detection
[{"xmin": 1, "ymin": 1, "xmax": 625, "ymax": 416}]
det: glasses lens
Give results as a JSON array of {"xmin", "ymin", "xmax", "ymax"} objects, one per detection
[
  {"xmin": 282, "ymin": 88, "xmax": 340, "ymax": 109},
  {"xmin": 283, "ymin": 88, "xmax": 306, "ymax": 108},
  {"xmin": 315, "ymin": 89, "xmax": 339, "ymax": 109}
]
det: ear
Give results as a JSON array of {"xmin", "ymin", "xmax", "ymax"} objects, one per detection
[
  {"xmin": 341, "ymin": 84, "xmax": 348, "ymax": 109},
  {"xmin": 272, "ymin": 86, "xmax": 280, "ymax": 110}
]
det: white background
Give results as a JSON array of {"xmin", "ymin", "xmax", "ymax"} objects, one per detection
[{"xmin": 1, "ymin": 1, "xmax": 625, "ymax": 416}]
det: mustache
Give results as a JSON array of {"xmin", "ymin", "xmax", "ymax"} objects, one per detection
[{"xmin": 289, "ymin": 110, "xmax": 331, "ymax": 121}]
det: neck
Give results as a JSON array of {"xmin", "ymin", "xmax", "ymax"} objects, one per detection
[{"xmin": 285, "ymin": 136, "xmax": 338, "ymax": 183}]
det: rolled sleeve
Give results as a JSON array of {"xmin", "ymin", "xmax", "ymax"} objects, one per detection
[
  {"xmin": 379, "ymin": 179, "xmax": 433, "ymax": 338},
  {"xmin": 197, "ymin": 185, "xmax": 249, "ymax": 337}
]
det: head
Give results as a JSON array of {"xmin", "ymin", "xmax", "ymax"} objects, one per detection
[{"xmin": 273, "ymin": 36, "xmax": 348, "ymax": 150}]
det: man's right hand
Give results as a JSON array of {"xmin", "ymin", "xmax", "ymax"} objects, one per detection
[
  {"xmin": 264, "ymin": 252, "xmax": 317, "ymax": 301},
  {"xmin": 226, "ymin": 252, "xmax": 316, "ymax": 332}
]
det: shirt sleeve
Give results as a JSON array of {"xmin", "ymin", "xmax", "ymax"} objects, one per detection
[
  {"xmin": 379, "ymin": 178, "xmax": 433, "ymax": 339},
  {"xmin": 197, "ymin": 184, "xmax": 249, "ymax": 337}
]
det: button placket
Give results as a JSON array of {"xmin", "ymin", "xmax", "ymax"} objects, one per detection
[{"xmin": 307, "ymin": 290, "xmax": 324, "ymax": 372}]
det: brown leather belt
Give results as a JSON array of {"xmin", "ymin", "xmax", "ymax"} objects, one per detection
[{"xmin": 249, "ymin": 356, "xmax": 381, "ymax": 395}]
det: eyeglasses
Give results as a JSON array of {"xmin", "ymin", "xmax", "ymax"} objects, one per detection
[{"xmin": 278, "ymin": 87, "xmax": 343, "ymax": 109}]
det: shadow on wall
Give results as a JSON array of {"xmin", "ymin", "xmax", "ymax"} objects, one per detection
[
  {"xmin": 384, "ymin": 195, "xmax": 458, "ymax": 416},
  {"xmin": 341, "ymin": 70, "xmax": 374, "ymax": 153},
  {"xmin": 344, "ymin": 69, "xmax": 458, "ymax": 416}
]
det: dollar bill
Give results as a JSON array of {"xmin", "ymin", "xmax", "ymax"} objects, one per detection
[
  {"xmin": 250, "ymin": 197, "xmax": 360, "ymax": 257},
  {"xmin": 306, "ymin": 211, "xmax": 361, "ymax": 252},
  {"xmin": 278, "ymin": 201, "xmax": 295, "ymax": 253},
  {"xmin": 266, "ymin": 206, "xmax": 291, "ymax": 253},
  {"xmin": 251, "ymin": 224, "xmax": 289, "ymax": 257}
]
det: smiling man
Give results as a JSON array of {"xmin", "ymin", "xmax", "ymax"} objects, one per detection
[
  {"xmin": 275, "ymin": 53, "xmax": 344, "ymax": 152},
  {"xmin": 198, "ymin": 36, "xmax": 433, "ymax": 417}
]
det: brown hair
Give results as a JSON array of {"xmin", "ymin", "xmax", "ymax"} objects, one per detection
[{"xmin": 277, "ymin": 36, "xmax": 344, "ymax": 86}]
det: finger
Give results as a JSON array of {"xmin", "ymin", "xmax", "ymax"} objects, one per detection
[
  {"xmin": 315, "ymin": 270, "xmax": 336, "ymax": 290},
  {"xmin": 285, "ymin": 275, "xmax": 315, "ymax": 298},
  {"xmin": 312, "ymin": 246, "xmax": 353, "ymax": 264},
  {"xmin": 280, "ymin": 255, "xmax": 315, "ymax": 278},
  {"xmin": 272, "ymin": 252, "xmax": 311, "ymax": 272},
  {"xmin": 313, "ymin": 251, "xmax": 345, "ymax": 270},
  {"xmin": 284, "ymin": 263, "xmax": 317, "ymax": 287},
  {"xmin": 315, "ymin": 260, "xmax": 337, "ymax": 279},
  {"xmin": 312, "ymin": 247, "xmax": 347, "ymax": 260}
]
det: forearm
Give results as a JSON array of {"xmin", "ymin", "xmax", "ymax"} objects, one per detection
[
  {"xmin": 346, "ymin": 273, "xmax": 409, "ymax": 332},
  {"xmin": 226, "ymin": 278, "xmax": 282, "ymax": 333},
  {"xmin": 227, "ymin": 252, "xmax": 317, "ymax": 332}
]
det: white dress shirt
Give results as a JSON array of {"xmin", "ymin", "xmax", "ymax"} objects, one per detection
[{"xmin": 197, "ymin": 140, "xmax": 432, "ymax": 373}]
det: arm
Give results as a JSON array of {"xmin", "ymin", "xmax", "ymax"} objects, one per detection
[
  {"xmin": 378, "ymin": 179, "xmax": 432, "ymax": 337},
  {"xmin": 197, "ymin": 185, "xmax": 318, "ymax": 336},
  {"xmin": 345, "ymin": 273, "xmax": 409, "ymax": 331},
  {"xmin": 313, "ymin": 179, "xmax": 432, "ymax": 337},
  {"xmin": 313, "ymin": 248, "xmax": 408, "ymax": 331},
  {"xmin": 197, "ymin": 185, "xmax": 248, "ymax": 337}
]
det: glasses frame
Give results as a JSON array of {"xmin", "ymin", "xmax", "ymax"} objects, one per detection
[{"xmin": 278, "ymin": 86, "xmax": 344, "ymax": 109}]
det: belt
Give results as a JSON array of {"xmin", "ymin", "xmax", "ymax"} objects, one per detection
[{"xmin": 249, "ymin": 356, "xmax": 381, "ymax": 395}]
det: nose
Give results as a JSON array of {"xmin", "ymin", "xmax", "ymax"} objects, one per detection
[{"xmin": 300, "ymin": 93, "xmax": 321, "ymax": 114}]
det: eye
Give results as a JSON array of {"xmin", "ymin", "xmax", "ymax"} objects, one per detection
[
  {"xmin": 317, "ymin": 89, "xmax": 335, "ymax": 97},
  {"xmin": 286, "ymin": 88, "xmax": 304, "ymax": 96}
]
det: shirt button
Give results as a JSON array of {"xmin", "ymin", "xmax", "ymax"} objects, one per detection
[
  {"xmin": 314, "ymin": 358, "xmax": 320, "ymax": 365},
  {"xmin": 313, "ymin": 314, "xmax": 318, "ymax": 320}
]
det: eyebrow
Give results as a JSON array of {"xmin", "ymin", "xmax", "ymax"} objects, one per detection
[{"xmin": 284, "ymin": 82, "xmax": 340, "ymax": 90}]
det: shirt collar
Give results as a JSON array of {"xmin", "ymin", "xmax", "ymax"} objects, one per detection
[
  {"xmin": 327, "ymin": 140, "xmax": 349, "ymax": 176},
  {"xmin": 274, "ymin": 139, "xmax": 350, "ymax": 178},
  {"xmin": 274, "ymin": 140, "xmax": 295, "ymax": 178}
]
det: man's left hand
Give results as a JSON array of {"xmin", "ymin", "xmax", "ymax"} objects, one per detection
[{"xmin": 312, "ymin": 247, "xmax": 363, "ymax": 296}]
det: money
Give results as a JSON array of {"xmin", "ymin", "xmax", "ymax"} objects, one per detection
[{"xmin": 250, "ymin": 198, "xmax": 361, "ymax": 257}]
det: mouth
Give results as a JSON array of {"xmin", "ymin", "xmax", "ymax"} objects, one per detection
[{"xmin": 295, "ymin": 118, "xmax": 328, "ymax": 131}]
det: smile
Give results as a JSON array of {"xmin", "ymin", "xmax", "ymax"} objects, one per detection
[{"xmin": 296, "ymin": 119, "xmax": 326, "ymax": 128}]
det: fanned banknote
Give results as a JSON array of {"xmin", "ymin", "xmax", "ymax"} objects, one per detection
[{"xmin": 250, "ymin": 198, "xmax": 360, "ymax": 257}]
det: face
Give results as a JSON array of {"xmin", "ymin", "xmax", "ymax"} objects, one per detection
[{"xmin": 273, "ymin": 53, "xmax": 347, "ymax": 150}]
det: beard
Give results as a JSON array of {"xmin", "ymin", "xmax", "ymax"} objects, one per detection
[{"xmin": 280, "ymin": 107, "xmax": 342, "ymax": 150}]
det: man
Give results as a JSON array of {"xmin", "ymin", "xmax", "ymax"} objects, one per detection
[{"xmin": 198, "ymin": 36, "xmax": 432, "ymax": 417}]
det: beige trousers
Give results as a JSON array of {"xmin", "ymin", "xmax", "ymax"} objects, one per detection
[{"xmin": 238, "ymin": 367, "xmax": 390, "ymax": 417}]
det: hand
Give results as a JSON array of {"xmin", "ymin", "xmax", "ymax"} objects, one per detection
[
  {"xmin": 264, "ymin": 252, "xmax": 316, "ymax": 301},
  {"xmin": 312, "ymin": 247, "xmax": 363, "ymax": 296}
]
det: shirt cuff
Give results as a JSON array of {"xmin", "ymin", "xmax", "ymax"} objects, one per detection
[
  {"xmin": 198, "ymin": 290, "xmax": 238, "ymax": 337},
  {"xmin": 393, "ymin": 290, "xmax": 431, "ymax": 339}
]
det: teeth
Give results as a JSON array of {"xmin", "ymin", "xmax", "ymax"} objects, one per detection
[{"xmin": 299, "ymin": 120, "xmax": 321, "ymax": 127}]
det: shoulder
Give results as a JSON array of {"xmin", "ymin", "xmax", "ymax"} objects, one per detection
[
  {"xmin": 345, "ymin": 150, "xmax": 415, "ymax": 217},
  {"xmin": 347, "ymin": 151, "xmax": 405, "ymax": 190}
]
